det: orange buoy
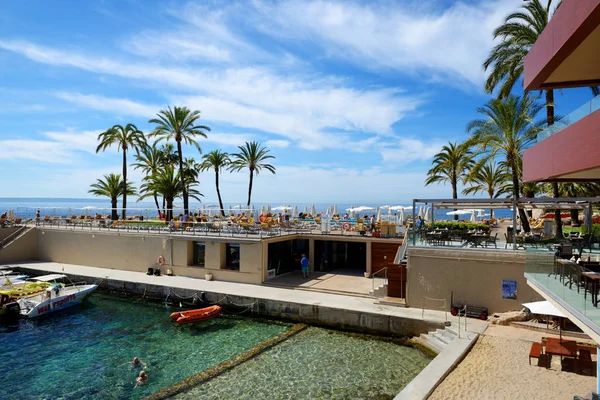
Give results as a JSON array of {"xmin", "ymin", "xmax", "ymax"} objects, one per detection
[
  {"xmin": 170, "ymin": 305, "xmax": 222, "ymax": 324},
  {"xmin": 341, "ymin": 222, "xmax": 351, "ymax": 231}
]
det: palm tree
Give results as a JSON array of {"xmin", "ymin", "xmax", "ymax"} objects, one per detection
[
  {"xmin": 425, "ymin": 142, "xmax": 473, "ymax": 220},
  {"xmin": 467, "ymin": 94, "xmax": 545, "ymax": 232},
  {"xmin": 139, "ymin": 166, "xmax": 202, "ymax": 221},
  {"xmin": 483, "ymin": 0, "xmax": 599, "ymax": 237},
  {"xmin": 549, "ymin": 182, "xmax": 600, "ymax": 226},
  {"xmin": 88, "ymin": 174, "xmax": 136, "ymax": 221},
  {"xmin": 463, "ymin": 163, "xmax": 510, "ymax": 220},
  {"xmin": 133, "ymin": 142, "xmax": 166, "ymax": 218},
  {"xmin": 96, "ymin": 124, "xmax": 146, "ymax": 220},
  {"xmin": 148, "ymin": 106, "xmax": 210, "ymax": 215},
  {"xmin": 200, "ymin": 150, "xmax": 230, "ymax": 216},
  {"xmin": 229, "ymin": 141, "xmax": 276, "ymax": 207}
]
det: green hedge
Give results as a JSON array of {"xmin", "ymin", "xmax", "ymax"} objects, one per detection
[
  {"xmin": 429, "ymin": 222, "xmax": 490, "ymax": 231},
  {"xmin": 581, "ymin": 224, "xmax": 600, "ymax": 237}
]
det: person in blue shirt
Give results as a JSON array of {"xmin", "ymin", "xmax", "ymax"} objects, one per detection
[
  {"xmin": 416, "ymin": 216, "xmax": 424, "ymax": 231},
  {"xmin": 300, "ymin": 254, "xmax": 309, "ymax": 278}
]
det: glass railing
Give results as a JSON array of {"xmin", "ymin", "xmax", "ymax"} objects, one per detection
[
  {"xmin": 524, "ymin": 247, "xmax": 600, "ymax": 336},
  {"xmin": 537, "ymin": 96, "xmax": 600, "ymax": 143}
]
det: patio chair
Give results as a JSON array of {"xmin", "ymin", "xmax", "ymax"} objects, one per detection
[
  {"xmin": 485, "ymin": 233, "xmax": 498, "ymax": 248},
  {"xmin": 529, "ymin": 342, "xmax": 543, "ymax": 365},
  {"xmin": 559, "ymin": 243, "xmax": 573, "ymax": 259}
]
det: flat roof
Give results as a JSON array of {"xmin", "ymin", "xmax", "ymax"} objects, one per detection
[{"xmin": 524, "ymin": 0, "xmax": 600, "ymax": 90}]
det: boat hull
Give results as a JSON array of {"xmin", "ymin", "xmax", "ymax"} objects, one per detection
[
  {"xmin": 18, "ymin": 284, "xmax": 98, "ymax": 318},
  {"xmin": 170, "ymin": 305, "xmax": 222, "ymax": 324}
]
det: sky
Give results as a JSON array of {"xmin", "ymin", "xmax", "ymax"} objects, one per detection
[{"xmin": 0, "ymin": 0, "xmax": 594, "ymax": 204}]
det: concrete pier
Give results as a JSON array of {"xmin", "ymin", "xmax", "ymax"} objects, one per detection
[{"xmin": 14, "ymin": 261, "xmax": 455, "ymax": 337}]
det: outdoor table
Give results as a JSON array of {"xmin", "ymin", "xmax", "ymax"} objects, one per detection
[
  {"xmin": 582, "ymin": 271, "xmax": 600, "ymax": 307},
  {"xmin": 545, "ymin": 338, "xmax": 578, "ymax": 368}
]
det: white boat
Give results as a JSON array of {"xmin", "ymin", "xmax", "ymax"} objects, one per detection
[
  {"xmin": 0, "ymin": 270, "xmax": 29, "ymax": 286},
  {"xmin": 17, "ymin": 274, "xmax": 98, "ymax": 318}
]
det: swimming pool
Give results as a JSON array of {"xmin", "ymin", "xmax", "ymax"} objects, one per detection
[
  {"xmin": 0, "ymin": 292, "xmax": 290, "ymax": 399},
  {"xmin": 175, "ymin": 327, "xmax": 431, "ymax": 400}
]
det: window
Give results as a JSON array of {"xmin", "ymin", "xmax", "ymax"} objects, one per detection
[
  {"xmin": 193, "ymin": 242, "xmax": 205, "ymax": 267},
  {"xmin": 226, "ymin": 243, "xmax": 240, "ymax": 270}
]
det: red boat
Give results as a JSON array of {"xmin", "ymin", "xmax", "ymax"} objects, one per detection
[{"xmin": 170, "ymin": 305, "xmax": 222, "ymax": 324}]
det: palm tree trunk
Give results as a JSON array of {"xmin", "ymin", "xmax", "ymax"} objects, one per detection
[
  {"xmin": 215, "ymin": 168, "xmax": 225, "ymax": 217},
  {"xmin": 153, "ymin": 193, "xmax": 161, "ymax": 218},
  {"xmin": 111, "ymin": 198, "xmax": 118, "ymax": 221},
  {"xmin": 247, "ymin": 169, "xmax": 254, "ymax": 207},
  {"xmin": 570, "ymin": 209, "xmax": 580, "ymax": 227},
  {"xmin": 452, "ymin": 181, "xmax": 458, "ymax": 221},
  {"xmin": 166, "ymin": 199, "xmax": 174, "ymax": 221},
  {"xmin": 122, "ymin": 150, "xmax": 127, "ymax": 220},
  {"xmin": 512, "ymin": 168, "xmax": 530, "ymax": 232},
  {"xmin": 176, "ymin": 141, "xmax": 188, "ymax": 215},
  {"xmin": 546, "ymin": 89, "xmax": 563, "ymax": 239}
]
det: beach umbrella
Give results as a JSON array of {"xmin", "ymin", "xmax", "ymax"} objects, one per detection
[
  {"xmin": 470, "ymin": 211, "xmax": 477, "ymax": 223},
  {"xmin": 399, "ymin": 209, "xmax": 405, "ymax": 224},
  {"xmin": 303, "ymin": 205, "xmax": 308, "ymax": 214},
  {"xmin": 332, "ymin": 204, "xmax": 338, "ymax": 216},
  {"xmin": 293, "ymin": 205, "xmax": 298, "ymax": 217},
  {"xmin": 260, "ymin": 205, "xmax": 265, "ymax": 215},
  {"xmin": 326, "ymin": 207, "xmax": 331, "ymax": 216},
  {"xmin": 267, "ymin": 204, "xmax": 272, "ymax": 213},
  {"xmin": 424, "ymin": 207, "xmax": 431, "ymax": 222},
  {"xmin": 311, "ymin": 204, "xmax": 316, "ymax": 216},
  {"xmin": 418, "ymin": 206, "xmax": 425, "ymax": 219}
]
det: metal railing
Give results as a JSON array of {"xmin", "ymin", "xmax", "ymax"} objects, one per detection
[
  {"xmin": 371, "ymin": 267, "xmax": 388, "ymax": 298},
  {"xmin": 8, "ymin": 215, "xmax": 408, "ymax": 241},
  {"xmin": 0, "ymin": 225, "xmax": 30, "ymax": 250}
]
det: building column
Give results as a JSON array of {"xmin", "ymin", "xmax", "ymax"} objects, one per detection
[
  {"xmin": 366, "ymin": 241, "xmax": 372, "ymax": 277},
  {"xmin": 309, "ymin": 238, "xmax": 315, "ymax": 272},
  {"xmin": 597, "ymin": 348, "xmax": 600, "ymax": 394}
]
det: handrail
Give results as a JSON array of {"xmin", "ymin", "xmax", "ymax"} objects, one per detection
[
  {"xmin": 1, "ymin": 225, "xmax": 29, "ymax": 249},
  {"xmin": 371, "ymin": 267, "xmax": 388, "ymax": 298}
]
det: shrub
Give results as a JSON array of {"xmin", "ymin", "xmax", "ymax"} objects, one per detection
[{"xmin": 581, "ymin": 224, "xmax": 600, "ymax": 237}]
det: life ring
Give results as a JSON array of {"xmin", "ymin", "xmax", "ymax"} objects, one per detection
[
  {"xmin": 342, "ymin": 222, "xmax": 351, "ymax": 231},
  {"xmin": 259, "ymin": 214, "xmax": 267, "ymax": 223},
  {"xmin": 157, "ymin": 255, "xmax": 165, "ymax": 266},
  {"xmin": 159, "ymin": 213, "xmax": 166, "ymax": 221}
]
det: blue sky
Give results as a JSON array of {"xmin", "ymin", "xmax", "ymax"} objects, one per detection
[{"xmin": 0, "ymin": 0, "xmax": 594, "ymax": 204}]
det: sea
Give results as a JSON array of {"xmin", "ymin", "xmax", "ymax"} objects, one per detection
[{"xmin": 0, "ymin": 198, "xmax": 514, "ymax": 221}]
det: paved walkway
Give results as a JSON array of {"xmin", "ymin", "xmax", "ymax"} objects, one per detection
[
  {"xmin": 265, "ymin": 270, "xmax": 373, "ymax": 296},
  {"xmin": 13, "ymin": 261, "xmax": 487, "ymax": 332}
]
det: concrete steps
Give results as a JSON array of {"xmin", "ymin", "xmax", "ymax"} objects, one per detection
[
  {"xmin": 368, "ymin": 283, "xmax": 388, "ymax": 297},
  {"xmin": 415, "ymin": 325, "xmax": 460, "ymax": 354},
  {"xmin": 0, "ymin": 226, "xmax": 32, "ymax": 251}
]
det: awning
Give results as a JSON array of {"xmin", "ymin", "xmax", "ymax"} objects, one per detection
[{"xmin": 522, "ymin": 301, "xmax": 565, "ymax": 318}]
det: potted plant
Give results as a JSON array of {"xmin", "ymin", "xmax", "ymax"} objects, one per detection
[{"xmin": 205, "ymin": 272, "xmax": 213, "ymax": 281}]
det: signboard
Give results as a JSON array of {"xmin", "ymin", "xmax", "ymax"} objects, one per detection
[{"xmin": 502, "ymin": 280, "xmax": 517, "ymax": 300}]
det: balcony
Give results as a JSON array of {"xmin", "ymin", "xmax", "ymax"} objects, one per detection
[
  {"xmin": 537, "ymin": 96, "xmax": 600, "ymax": 143},
  {"xmin": 524, "ymin": 248, "xmax": 600, "ymax": 338}
]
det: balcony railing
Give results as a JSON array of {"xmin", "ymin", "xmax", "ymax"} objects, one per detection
[
  {"xmin": 524, "ymin": 247, "xmax": 600, "ymax": 336},
  {"xmin": 537, "ymin": 96, "xmax": 600, "ymax": 143}
]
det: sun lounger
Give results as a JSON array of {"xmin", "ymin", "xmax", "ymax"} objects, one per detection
[{"xmin": 529, "ymin": 342, "xmax": 543, "ymax": 365}]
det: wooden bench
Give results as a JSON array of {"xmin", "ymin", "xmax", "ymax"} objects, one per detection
[{"xmin": 529, "ymin": 342, "xmax": 543, "ymax": 365}]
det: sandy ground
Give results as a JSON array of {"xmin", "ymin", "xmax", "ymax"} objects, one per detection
[{"xmin": 429, "ymin": 326, "xmax": 597, "ymax": 400}]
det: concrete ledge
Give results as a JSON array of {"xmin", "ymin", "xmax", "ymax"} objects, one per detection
[
  {"xmin": 394, "ymin": 329, "xmax": 480, "ymax": 400},
  {"xmin": 14, "ymin": 261, "xmax": 451, "ymax": 337}
]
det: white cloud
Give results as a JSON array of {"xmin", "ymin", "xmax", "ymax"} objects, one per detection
[
  {"xmin": 0, "ymin": 41, "xmax": 423, "ymax": 152},
  {"xmin": 55, "ymin": 92, "xmax": 159, "ymax": 117},
  {"xmin": 265, "ymin": 140, "xmax": 290, "ymax": 149},
  {"xmin": 380, "ymin": 137, "xmax": 446, "ymax": 164},
  {"xmin": 255, "ymin": 0, "xmax": 522, "ymax": 87},
  {"xmin": 0, "ymin": 129, "xmax": 101, "ymax": 164},
  {"xmin": 204, "ymin": 132, "xmax": 255, "ymax": 148}
]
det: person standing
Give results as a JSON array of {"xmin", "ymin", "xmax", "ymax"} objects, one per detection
[
  {"xmin": 416, "ymin": 216, "xmax": 424, "ymax": 231},
  {"xmin": 300, "ymin": 254, "xmax": 309, "ymax": 278},
  {"xmin": 35, "ymin": 210, "xmax": 41, "ymax": 226},
  {"xmin": 370, "ymin": 214, "xmax": 376, "ymax": 231}
]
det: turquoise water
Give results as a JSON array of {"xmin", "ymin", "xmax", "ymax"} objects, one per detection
[
  {"xmin": 175, "ymin": 327, "xmax": 431, "ymax": 400},
  {"xmin": 0, "ymin": 292, "xmax": 290, "ymax": 400}
]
